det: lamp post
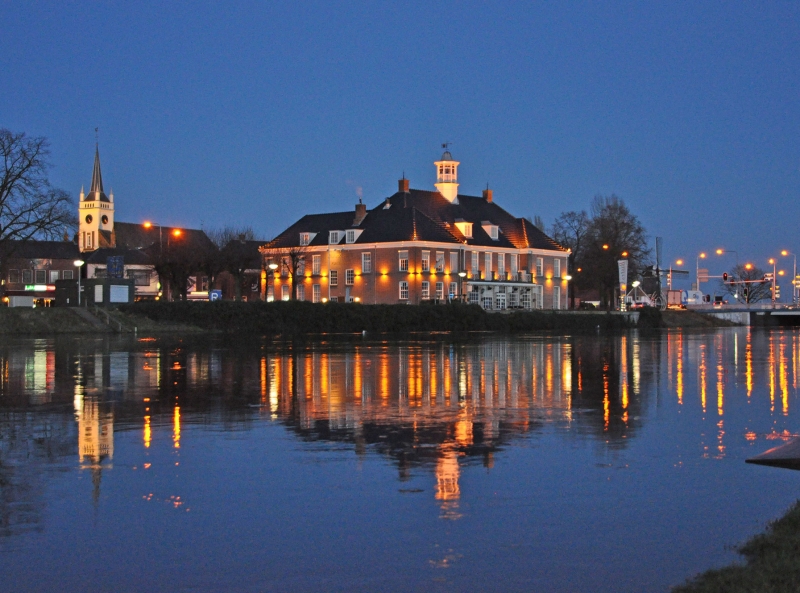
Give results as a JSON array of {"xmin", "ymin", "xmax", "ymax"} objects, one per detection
[
  {"xmin": 458, "ymin": 271, "xmax": 466, "ymax": 303},
  {"xmin": 268, "ymin": 262, "xmax": 278, "ymax": 302},
  {"xmin": 73, "ymin": 259, "xmax": 85, "ymax": 306},
  {"xmin": 716, "ymin": 248, "xmax": 740, "ymax": 302},
  {"xmin": 768, "ymin": 258, "xmax": 778, "ymax": 304},
  {"xmin": 696, "ymin": 252, "xmax": 706, "ymax": 290},
  {"xmin": 143, "ymin": 221, "xmax": 163, "ymax": 255},
  {"xmin": 781, "ymin": 250, "xmax": 797, "ymax": 305}
]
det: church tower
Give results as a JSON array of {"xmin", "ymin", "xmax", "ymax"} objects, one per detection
[
  {"xmin": 434, "ymin": 147, "xmax": 460, "ymax": 203},
  {"xmin": 78, "ymin": 145, "xmax": 115, "ymax": 252}
]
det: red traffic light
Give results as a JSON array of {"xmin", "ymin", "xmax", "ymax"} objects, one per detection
[{"xmin": 723, "ymin": 272, "xmax": 728, "ymax": 282}]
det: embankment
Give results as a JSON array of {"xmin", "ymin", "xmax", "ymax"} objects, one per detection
[
  {"xmin": 0, "ymin": 302, "xmax": 738, "ymax": 335},
  {"xmin": 673, "ymin": 499, "xmax": 800, "ymax": 592}
]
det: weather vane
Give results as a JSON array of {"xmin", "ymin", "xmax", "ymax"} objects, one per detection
[
  {"xmin": 95, "ymin": 127, "xmax": 99, "ymax": 144},
  {"xmin": 442, "ymin": 141, "xmax": 451, "ymax": 150}
]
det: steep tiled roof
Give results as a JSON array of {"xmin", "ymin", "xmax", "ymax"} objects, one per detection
[
  {"xmin": 114, "ymin": 222, "xmax": 215, "ymax": 252},
  {"xmin": 4, "ymin": 240, "xmax": 80, "ymax": 261},
  {"xmin": 267, "ymin": 187, "xmax": 568, "ymax": 252}
]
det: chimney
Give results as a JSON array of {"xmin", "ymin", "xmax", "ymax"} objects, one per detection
[
  {"xmin": 483, "ymin": 188, "xmax": 493, "ymax": 203},
  {"xmin": 399, "ymin": 178, "xmax": 409, "ymax": 193},
  {"xmin": 354, "ymin": 202, "xmax": 367, "ymax": 225}
]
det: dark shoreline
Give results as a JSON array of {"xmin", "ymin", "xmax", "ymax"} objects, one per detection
[{"xmin": 0, "ymin": 301, "xmax": 736, "ymax": 336}]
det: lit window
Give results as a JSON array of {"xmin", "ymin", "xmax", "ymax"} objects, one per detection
[
  {"xmin": 281, "ymin": 285, "xmax": 290, "ymax": 301},
  {"xmin": 362, "ymin": 253, "xmax": 371, "ymax": 274},
  {"xmin": 435, "ymin": 282, "xmax": 444, "ymax": 300},
  {"xmin": 398, "ymin": 250, "xmax": 409, "ymax": 272},
  {"xmin": 300, "ymin": 233, "xmax": 311, "ymax": 246},
  {"xmin": 471, "ymin": 252, "xmax": 479, "ymax": 274},
  {"xmin": 421, "ymin": 251, "xmax": 430, "ymax": 272},
  {"xmin": 421, "ymin": 281, "xmax": 430, "ymax": 300},
  {"xmin": 449, "ymin": 282, "xmax": 458, "ymax": 298},
  {"xmin": 313, "ymin": 284, "xmax": 321, "ymax": 303},
  {"xmin": 346, "ymin": 269, "xmax": 355, "ymax": 285},
  {"xmin": 330, "ymin": 270, "xmax": 338, "ymax": 286},
  {"xmin": 435, "ymin": 252, "xmax": 444, "ymax": 273},
  {"xmin": 312, "ymin": 255, "xmax": 321, "ymax": 275},
  {"xmin": 485, "ymin": 252, "xmax": 492, "ymax": 274},
  {"xmin": 399, "ymin": 281, "xmax": 409, "ymax": 300}
]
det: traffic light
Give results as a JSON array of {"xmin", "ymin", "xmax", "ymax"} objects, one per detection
[
  {"xmin": 775, "ymin": 285, "xmax": 781, "ymax": 299},
  {"xmin": 764, "ymin": 273, "xmax": 774, "ymax": 282},
  {"xmin": 723, "ymin": 272, "xmax": 728, "ymax": 282}
]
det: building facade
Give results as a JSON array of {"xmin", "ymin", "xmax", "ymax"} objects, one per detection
[{"xmin": 263, "ymin": 151, "xmax": 570, "ymax": 310}]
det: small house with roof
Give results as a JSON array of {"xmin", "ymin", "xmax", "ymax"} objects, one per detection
[{"xmin": 262, "ymin": 150, "xmax": 570, "ymax": 310}]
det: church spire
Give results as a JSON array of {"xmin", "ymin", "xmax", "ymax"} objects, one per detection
[{"xmin": 90, "ymin": 144, "xmax": 104, "ymax": 194}]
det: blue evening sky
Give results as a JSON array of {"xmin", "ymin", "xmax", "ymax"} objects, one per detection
[{"xmin": 3, "ymin": 2, "xmax": 799, "ymax": 273}]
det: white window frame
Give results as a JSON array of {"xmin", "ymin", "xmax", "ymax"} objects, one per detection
[
  {"xmin": 485, "ymin": 252, "xmax": 492, "ymax": 275},
  {"xmin": 435, "ymin": 281, "xmax": 444, "ymax": 300},
  {"xmin": 62, "ymin": 270, "xmax": 74, "ymax": 281},
  {"xmin": 449, "ymin": 282, "xmax": 458, "ymax": 299},
  {"xmin": 553, "ymin": 285, "xmax": 561, "ymax": 309},
  {"xmin": 471, "ymin": 251, "xmax": 479, "ymax": 274},
  {"xmin": 300, "ymin": 233, "xmax": 311, "ymax": 246},
  {"xmin": 312, "ymin": 255, "xmax": 321, "ymax": 275},
  {"xmin": 345, "ymin": 269, "xmax": 355, "ymax": 285},
  {"xmin": 361, "ymin": 252, "xmax": 372, "ymax": 274},
  {"xmin": 421, "ymin": 281, "xmax": 430, "ymax": 300},
  {"xmin": 399, "ymin": 281, "xmax": 409, "ymax": 300},
  {"xmin": 399, "ymin": 250, "xmax": 409, "ymax": 272},
  {"xmin": 554, "ymin": 258, "xmax": 561, "ymax": 278},
  {"xmin": 421, "ymin": 251, "xmax": 430, "ymax": 272},
  {"xmin": 313, "ymin": 284, "xmax": 321, "ymax": 303},
  {"xmin": 511, "ymin": 254, "xmax": 518, "ymax": 273},
  {"xmin": 329, "ymin": 231, "xmax": 340, "ymax": 244},
  {"xmin": 330, "ymin": 270, "xmax": 338, "ymax": 286},
  {"xmin": 346, "ymin": 230, "xmax": 356, "ymax": 244},
  {"xmin": 435, "ymin": 251, "xmax": 445, "ymax": 273},
  {"xmin": 533, "ymin": 284, "xmax": 544, "ymax": 309},
  {"xmin": 281, "ymin": 285, "xmax": 290, "ymax": 301},
  {"xmin": 297, "ymin": 284, "xmax": 305, "ymax": 301},
  {"xmin": 536, "ymin": 257, "xmax": 544, "ymax": 277},
  {"xmin": 497, "ymin": 254, "xmax": 505, "ymax": 277},
  {"xmin": 450, "ymin": 252, "xmax": 459, "ymax": 274}
]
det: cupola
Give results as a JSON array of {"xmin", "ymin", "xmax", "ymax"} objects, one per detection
[{"xmin": 434, "ymin": 145, "xmax": 459, "ymax": 203}]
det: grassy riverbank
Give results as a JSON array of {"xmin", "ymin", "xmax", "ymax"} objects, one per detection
[
  {"xmin": 673, "ymin": 500, "xmax": 800, "ymax": 592},
  {"xmin": 117, "ymin": 300, "xmax": 635, "ymax": 334},
  {"xmin": 0, "ymin": 302, "xmax": 736, "ymax": 335}
]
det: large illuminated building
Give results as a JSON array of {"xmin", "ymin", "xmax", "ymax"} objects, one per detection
[{"xmin": 263, "ymin": 150, "xmax": 570, "ymax": 309}]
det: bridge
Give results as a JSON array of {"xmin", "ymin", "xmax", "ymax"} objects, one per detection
[{"xmin": 688, "ymin": 304, "xmax": 800, "ymax": 326}]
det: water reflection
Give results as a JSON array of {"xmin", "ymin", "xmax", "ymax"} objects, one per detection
[{"xmin": 1, "ymin": 329, "xmax": 800, "ymax": 533}]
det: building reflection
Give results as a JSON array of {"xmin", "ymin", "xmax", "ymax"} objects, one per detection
[{"xmin": 4, "ymin": 329, "xmax": 800, "ymax": 521}]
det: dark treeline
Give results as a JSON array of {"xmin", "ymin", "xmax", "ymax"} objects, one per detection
[{"xmin": 118, "ymin": 301, "xmax": 636, "ymax": 335}]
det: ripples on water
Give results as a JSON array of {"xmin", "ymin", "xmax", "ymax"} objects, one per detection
[{"xmin": 1, "ymin": 329, "xmax": 800, "ymax": 592}]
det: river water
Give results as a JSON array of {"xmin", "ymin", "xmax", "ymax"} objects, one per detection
[{"xmin": 1, "ymin": 328, "xmax": 800, "ymax": 592}]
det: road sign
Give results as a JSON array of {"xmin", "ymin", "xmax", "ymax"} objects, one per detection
[
  {"xmin": 698, "ymin": 268, "xmax": 709, "ymax": 283},
  {"xmin": 209, "ymin": 290, "xmax": 222, "ymax": 301}
]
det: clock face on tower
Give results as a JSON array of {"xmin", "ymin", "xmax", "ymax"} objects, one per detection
[
  {"xmin": 85, "ymin": 215, "xmax": 93, "ymax": 224},
  {"xmin": 101, "ymin": 215, "xmax": 108, "ymax": 224}
]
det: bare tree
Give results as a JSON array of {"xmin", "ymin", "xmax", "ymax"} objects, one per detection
[
  {"xmin": 720, "ymin": 264, "xmax": 771, "ymax": 304},
  {"xmin": 262, "ymin": 244, "xmax": 307, "ymax": 301},
  {"xmin": 0, "ymin": 130, "xmax": 76, "ymax": 292}
]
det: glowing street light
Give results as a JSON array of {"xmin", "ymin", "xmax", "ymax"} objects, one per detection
[
  {"xmin": 781, "ymin": 250, "xmax": 797, "ymax": 305},
  {"xmin": 73, "ymin": 259, "xmax": 85, "ymax": 306}
]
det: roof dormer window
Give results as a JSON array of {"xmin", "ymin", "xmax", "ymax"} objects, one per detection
[
  {"xmin": 454, "ymin": 220, "xmax": 473, "ymax": 239},
  {"xmin": 481, "ymin": 221, "xmax": 499, "ymax": 240},
  {"xmin": 329, "ymin": 231, "xmax": 340, "ymax": 244},
  {"xmin": 300, "ymin": 232, "xmax": 317, "ymax": 246}
]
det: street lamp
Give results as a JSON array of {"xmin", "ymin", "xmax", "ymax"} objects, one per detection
[
  {"xmin": 458, "ymin": 271, "xmax": 466, "ymax": 302},
  {"xmin": 73, "ymin": 259, "xmax": 84, "ymax": 306},
  {"xmin": 267, "ymin": 262, "xmax": 278, "ymax": 302},
  {"xmin": 781, "ymin": 250, "xmax": 797, "ymax": 305},
  {"xmin": 696, "ymin": 252, "xmax": 706, "ymax": 290},
  {"xmin": 143, "ymin": 221, "xmax": 163, "ymax": 255}
]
